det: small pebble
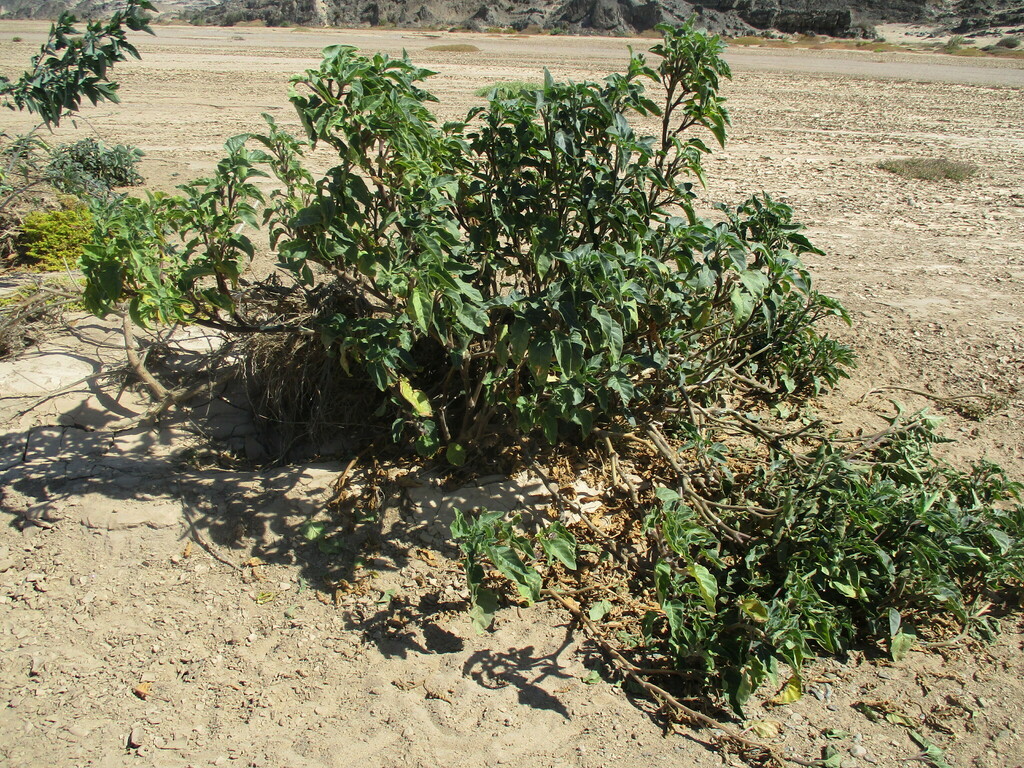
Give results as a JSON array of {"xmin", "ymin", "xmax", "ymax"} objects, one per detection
[
  {"xmin": 127, "ymin": 725, "xmax": 145, "ymax": 749},
  {"xmin": 851, "ymin": 745, "xmax": 868, "ymax": 758}
]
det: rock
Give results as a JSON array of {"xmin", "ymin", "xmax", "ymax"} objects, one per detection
[
  {"xmin": 79, "ymin": 497, "xmax": 181, "ymax": 531},
  {"xmin": 127, "ymin": 725, "xmax": 145, "ymax": 749}
]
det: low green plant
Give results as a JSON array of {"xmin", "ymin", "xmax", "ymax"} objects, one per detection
[
  {"xmin": 1, "ymin": 0, "xmax": 154, "ymax": 228},
  {"xmin": 996, "ymin": 35, "xmax": 1020, "ymax": 49},
  {"xmin": 641, "ymin": 414, "xmax": 1023, "ymax": 713},
  {"xmin": 18, "ymin": 197, "xmax": 93, "ymax": 271},
  {"xmin": 451, "ymin": 509, "xmax": 576, "ymax": 632},
  {"xmin": 46, "ymin": 137, "xmax": 144, "ymax": 197},
  {"xmin": 878, "ymin": 157, "xmax": 978, "ymax": 182}
]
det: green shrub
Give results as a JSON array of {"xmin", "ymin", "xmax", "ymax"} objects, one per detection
[
  {"xmin": 878, "ymin": 157, "xmax": 978, "ymax": 181},
  {"xmin": 996, "ymin": 35, "xmax": 1020, "ymax": 49},
  {"xmin": 81, "ymin": 22, "xmax": 1024, "ymax": 725},
  {"xmin": 424, "ymin": 43, "xmax": 480, "ymax": 52},
  {"xmin": 18, "ymin": 198, "xmax": 93, "ymax": 271},
  {"xmin": 46, "ymin": 137, "xmax": 143, "ymax": 197},
  {"xmin": 12, "ymin": 36, "xmax": 23, "ymax": 42},
  {"xmin": 943, "ymin": 34, "xmax": 966, "ymax": 53},
  {"xmin": 473, "ymin": 80, "xmax": 536, "ymax": 98}
]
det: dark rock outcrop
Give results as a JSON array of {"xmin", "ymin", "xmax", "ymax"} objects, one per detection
[{"xmin": 3, "ymin": 0, "xmax": 1022, "ymax": 38}]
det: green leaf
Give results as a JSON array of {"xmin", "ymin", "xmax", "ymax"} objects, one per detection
[
  {"xmin": 528, "ymin": 339, "xmax": 553, "ymax": 382},
  {"xmin": 740, "ymin": 597, "xmax": 768, "ymax": 623},
  {"xmin": 891, "ymin": 631, "xmax": 915, "ymax": 662},
  {"xmin": 509, "ymin": 318, "xmax": 531, "ymax": 360},
  {"xmin": 398, "ymin": 378, "xmax": 433, "ymax": 417},
  {"xmin": 469, "ymin": 587, "xmax": 498, "ymax": 634},
  {"xmin": 730, "ymin": 284, "xmax": 754, "ymax": 322},
  {"xmin": 300, "ymin": 520, "xmax": 326, "ymax": 540},
  {"xmin": 688, "ymin": 563, "xmax": 718, "ymax": 611},
  {"xmin": 446, "ymin": 443, "xmax": 467, "ymax": 466},
  {"xmin": 606, "ymin": 370, "xmax": 634, "ymax": 403},
  {"xmin": 456, "ymin": 302, "xmax": 488, "ymax": 335},
  {"xmin": 581, "ymin": 670, "xmax": 601, "ymax": 685},
  {"xmin": 589, "ymin": 600, "xmax": 612, "ymax": 622},
  {"xmin": 591, "ymin": 306, "xmax": 623, "ymax": 361},
  {"xmin": 408, "ymin": 286, "xmax": 433, "ymax": 333},
  {"xmin": 909, "ymin": 731, "xmax": 953, "ymax": 768},
  {"xmin": 540, "ymin": 523, "xmax": 577, "ymax": 570},
  {"xmin": 486, "ymin": 543, "xmax": 541, "ymax": 604}
]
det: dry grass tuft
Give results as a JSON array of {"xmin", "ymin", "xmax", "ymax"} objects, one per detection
[
  {"xmin": 425, "ymin": 43, "xmax": 480, "ymax": 53},
  {"xmin": 877, "ymin": 157, "xmax": 978, "ymax": 182}
]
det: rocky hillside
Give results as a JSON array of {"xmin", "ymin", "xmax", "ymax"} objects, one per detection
[{"xmin": 2, "ymin": 0, "xmax": 1022, "ymax": 39}]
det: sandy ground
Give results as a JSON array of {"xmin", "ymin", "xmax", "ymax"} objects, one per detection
[{"xmin": 1, "ymin": 23, "xmax": 1023, "ymax": 768}]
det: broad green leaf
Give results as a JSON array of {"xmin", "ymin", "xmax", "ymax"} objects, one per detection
[
  {"xmin": 398, "ymin": 378, "xmax": 432, "ymax": 417},
  {"xmin": 891, "ymin": 631, "xmax": 914, "ymax": 662},
  {"xmin": 740, "ymin": 597, "xmax": 768, "ymax": 623},
  {"xmin": 509, "ymin": 318, "xmax": 530, "ymax": 360},
  {"xmin": 469, "ymin": 587, "xmax": 498, "ymax": 634},
  {"xmin": 486, "ymin": 544, "xmax": 541, "ymax": 604},
  {"xmin": 408, "ymin": 286, "xmax": 433, "ymax": 333},
  {"xmin": 909, "ymin": 731, "xmax": 953, "ymax": 768},
  {"xmin": 730, "ymin": 285, "xmax": 754, "ymax": 322},
  {"xmin": 300, "ymin": 520, "xmax": 326, "ymax": 540},
  {"xmin": 528, "ymin": 340, "xmax": 553, "ymax": 383},
  {"xmin": 688, "ymin": 563, "xmax": 718, "ymax": 611},
  {"xmin": 540, "ymin": 523, "xmax": 577, "ymax": 570},
  {"xmin": 591, "ymin": 306, "xmax": 623, "ymax": 361},
  {"xmin": 446, "ymin": 443, "xmax": 467, "ymax": 466}
]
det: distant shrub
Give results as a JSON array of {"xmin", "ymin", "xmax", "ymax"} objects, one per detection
[
  {"xmin": 18, "ymin": 198, "xmax": 93, "ymax": 271},
  {"xmin": 943, "ymin": 34, "xmax": 966, "ymax": 53},
  {"xmin": 424, "ymin": 43, "xmax": 480, "ymax": 53},
  {"xmin": 12, "ymin": 36, "xmax": 23, "ymax": 42},
  {"xmin": 995, "ymin": 35, "xmax": 1020, "ymax": 49},
  {"xmin": 473, "ymin": 80, "xmax": 536, "ymax": 98},
  {"xmin": 46, "ymin": 138, "xmax": 143, "ymax": 198},
  {"xmin": 878, "ymin": 157, "xmax": 978, "ymax": 182}
]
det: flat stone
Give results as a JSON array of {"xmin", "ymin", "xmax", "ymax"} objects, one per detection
[
  {"xmin": 80, "ymin": 497, "xmax": 181, "ymax": 530},
  {"xmin": 0, "ymin": 354, "xmax": 96, "ymax": 397}
]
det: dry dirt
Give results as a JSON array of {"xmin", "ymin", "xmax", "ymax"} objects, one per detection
[{"xmin": 1, "ymin": 22, "xmax": 1023, "ymax": 768}]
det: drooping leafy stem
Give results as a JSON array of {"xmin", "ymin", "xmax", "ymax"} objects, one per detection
[{"xmin": 0, "ymin": 0, "xmax": 155, "ymax": 215}]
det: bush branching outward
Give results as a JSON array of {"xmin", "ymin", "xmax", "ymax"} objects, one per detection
[
  {"xmin": 85, "ymin": 23, "xmax": 849, "ymax": 453},
  {"xmin": 81, "ymin": 22, "xmax": 1024, "ymax": 746}
]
